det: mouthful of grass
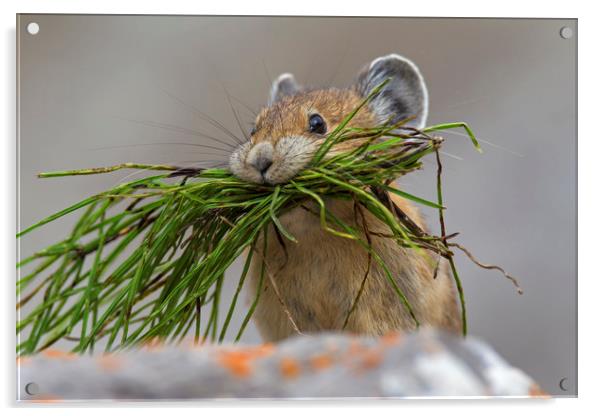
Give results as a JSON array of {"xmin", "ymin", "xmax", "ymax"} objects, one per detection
[{"xmin": 16, "ymin": 81, "xmax": 521, "ymax": 355}]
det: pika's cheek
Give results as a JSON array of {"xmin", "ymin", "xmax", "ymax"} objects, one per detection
[
  {"xmin": 229, "ymin": 143, "xmax": 262, "ymax": 183},
  {"xmin": 264, "ymin": 136, "xmax": 316, "ymax": 184}
]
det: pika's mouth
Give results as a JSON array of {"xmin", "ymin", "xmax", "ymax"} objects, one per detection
[{"xmin": 229, "ymin": 136, "xmax": 316, "ymax": 185}]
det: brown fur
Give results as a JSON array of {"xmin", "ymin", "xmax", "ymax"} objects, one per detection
[
  {"xmin": 251, "ymin": 89, "xmax": 375, "ymax": 147},
  {"xmin": 245, "ymin": 88, "xmax": 462, "ymax": 341}
]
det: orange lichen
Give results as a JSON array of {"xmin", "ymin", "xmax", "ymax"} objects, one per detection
[
  {"xmin": 97, "ymin": 354, "xmax": 124, "ymax": 372},
  {"xmin": 380, "ymin": 331, "xmax": 403, "ymax": 347},
  {"xmin": 358, "ymin": 349, "xmax": 383, "ymax": 370},
  {"xmin": 255, "ymin": 343, "xmax": 275, "ymax": 356},
  {"xmin": 345, "ymin": 342, "xmax": 385, "ymax": 374},
  {"xmin": 310, "ymin": 354, "xmax": 333, "ymax": 371},
  {"xmin": 142, "ymin": 337, "xmax": 165, "ymax": 352},
  {"xmin": 16, "ymin": 356, "xmax": 31, "ymax": 366},
  {"xmin": 279, "ymin": 357, "xmax": 301, "ymax": 379},
  {"xmin": 218, "ymin": 351, "xmax": 252, "ymax": 377},
  {"xmin": 29, "ymin": 394, "xmax": 62, "ymax": 403},
  {"xmin": 41, "ymin": 349, "xmax": 76, "ymax": 360},
  {"xmin": 218, "ymin": 351, "xmax": 253, "ymax": 378},
  {"xmin": 528, "ymin": 383, "xmax": 551, "ymax": 398},
  {"xmin": 218, "ymin": 344, "xmax": 274, "ymax": 377},
  {"xmin": 217, "ymin": 344, "xmax": 275, "ymax": 378},
  {"xmin": 347, "ymin": 339, "xmax": 369, "ymax": 355}
]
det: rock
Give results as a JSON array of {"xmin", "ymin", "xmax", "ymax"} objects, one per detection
[{"xmin": 17, "ymin": 329, "xmax": 548, "ymax": 400}]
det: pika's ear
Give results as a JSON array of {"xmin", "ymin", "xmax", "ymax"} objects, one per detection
[
  {"xmin": 268, "ymin": 73, "xmax": 300, "ymax": 106},
  {"xmin": 356, "ymin": 54, "xmax": 428, "ymax": 128}
]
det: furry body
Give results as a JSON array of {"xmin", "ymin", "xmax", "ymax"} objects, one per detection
[{"xmin": 229, "ymin": 55, "xmax": 461, "ymax": 341}]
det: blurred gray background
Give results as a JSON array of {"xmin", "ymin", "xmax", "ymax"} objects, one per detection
[{"xmin": 17, "ymin": 15, "xmax": 576, "ymax": 396}]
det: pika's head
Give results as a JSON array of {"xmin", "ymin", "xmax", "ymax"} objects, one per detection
[{"xmin": 229, "ymin": 54, "xmax": 428, "ymax": 185}]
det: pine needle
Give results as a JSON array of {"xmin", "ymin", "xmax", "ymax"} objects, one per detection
[{"xmin": 17, "ymin": 81, "xmax": 516, "ymax": 354}]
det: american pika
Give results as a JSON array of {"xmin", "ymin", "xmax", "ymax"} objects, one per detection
[{"xmin": 229, "ymin": 54, "xmax": 461, "ymax": 341}]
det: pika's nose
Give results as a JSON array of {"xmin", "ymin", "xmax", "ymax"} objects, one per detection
[
  {"xmin": 252, "ymin": 156, "xmax": 273, "ymax": 175},
  {"xmin": 247, "ymin": 142, "xmax": 274, "ymax": 176}
]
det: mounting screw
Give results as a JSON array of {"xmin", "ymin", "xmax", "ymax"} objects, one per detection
[
  {"xmin": 559, "ymin": 26, "xmax": 573, "ymax": 39},
  {"xmin": 27, "ymin": 22, "xmax": 40, "ymax": 35},
  {"xmin": 25, "ymin": 382, "xmax": 39, "ymax": 396}
]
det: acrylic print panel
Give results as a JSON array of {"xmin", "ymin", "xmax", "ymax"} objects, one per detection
[{"xmin": 17, "ymin": 15, "xmax": 576, "ymax": 400}]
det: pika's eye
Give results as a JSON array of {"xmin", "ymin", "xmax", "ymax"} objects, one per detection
[
  {"xmin": 250, "ymin": 126, "xmax": 257, "ymax": 136},
  {"xmin": 309, "ymin": 114, "xmax": 327, "ymax": 134}
]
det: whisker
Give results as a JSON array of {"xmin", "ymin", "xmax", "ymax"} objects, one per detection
[
  {"xmin": 109, "ymin": 159, "xmax": 184, "ymax": 187},
  {"xmin": 439, "ymin": 151, "xmax": 464, "ymax": 161},
  {"xmin": 176, "ymin": 160, "xmax": 228, "ymax": 166},
  {"xmin": 159, "ymin": 88, "xmax": 245, "ymax": 145},
  {"xmin": 221, "ymin": 86, "xmax": 250, "ymax": 141},
  {"xmin": 88, "ymin": 141, "xmax": 233, "ymax": 155},
  {"xmin": 226, "ymin": 94, "xmax": 258, "ymax": 117},
  {"xmin": 260, "ymin": 58, "xmax": 274, "ymax": 90},
  {"xmin": 440, "ymin": 129, "xmax": 525, "ymax": 158},
  {"xmin": 117, "ymin": 117, "xmax": 237, "ymax": 150},
  {"xmin": 110, "ymin": 159, "xmax": 226, "ymax": 187}
]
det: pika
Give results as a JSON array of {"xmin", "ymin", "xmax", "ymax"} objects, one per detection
[{"xmin": 230, "ymin": 54, "xmax": 461, "ymax": 342}]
